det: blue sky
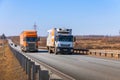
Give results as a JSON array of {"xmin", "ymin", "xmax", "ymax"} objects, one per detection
[{"xmin": 0, "ymin": 0, "xmax": 120, "ymax": 36}]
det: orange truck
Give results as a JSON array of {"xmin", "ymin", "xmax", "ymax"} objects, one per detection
[{"xmin": 20, "ymin": 30, "xmax": 38, "ymax": 52}]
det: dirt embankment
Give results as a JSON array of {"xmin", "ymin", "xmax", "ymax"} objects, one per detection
[{"xmin": 0, "ymin": 42, "xmax": 28, "ymax": 80}]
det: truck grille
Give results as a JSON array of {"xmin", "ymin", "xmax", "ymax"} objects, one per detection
[
  {"xmin": 28, "ymin": 43, "xmax": 36, "ymax": 50},
  {"xmin": 61, "ymin": 44, "xmax": 70, "ymax": 47}
]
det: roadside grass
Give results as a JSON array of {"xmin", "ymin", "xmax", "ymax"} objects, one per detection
[{"xmin": 0, "ymin": 42, "xmax": 28, "ymax": 80}]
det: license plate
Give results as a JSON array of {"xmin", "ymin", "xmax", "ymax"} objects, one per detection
[{"xmin": 63, "ymin": 49, "xmax": 67, "ymax": 51}]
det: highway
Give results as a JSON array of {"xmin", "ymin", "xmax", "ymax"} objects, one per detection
[
  {"xmin": 24, "ymin": 52, "xmax": 120, "ymax": 80},
  {"xmin": 8, "ymin": 40, "xmax": 120, "ymax": 80}
]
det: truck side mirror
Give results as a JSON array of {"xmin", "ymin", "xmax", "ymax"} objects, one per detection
[{"xmin": 74, "ymin": 37, "xmax": 76, "ymax": 42}]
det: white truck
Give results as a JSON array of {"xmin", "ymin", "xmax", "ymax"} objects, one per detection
[{"xmin": 47, "ymin": 28, "xmax": 75, "ymax": 54}]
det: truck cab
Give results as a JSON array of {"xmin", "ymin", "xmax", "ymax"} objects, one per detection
[
  {"xmin": 55, "ymin": 35, "xmax": 74, "ymax": 54},
  {"xmin": 20, "ymin": 30, "xmax": 38, "ymax": 52}
]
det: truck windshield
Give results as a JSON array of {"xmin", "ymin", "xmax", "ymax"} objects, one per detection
[
  {"xmin": 26, "ymin": 37, "xmax": 37, "ymax": 42},
  {"xmin": 57, "ymin": 36, "xmax": 73, "ymax": 42}
]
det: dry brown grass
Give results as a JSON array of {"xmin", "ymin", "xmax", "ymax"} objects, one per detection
[
  {"xmin": 38, "ymin": 36, "xmax": 46, "ymax": 47},
  {"xmin": 75, "ymin": 36, "xmax": 120, "ymax": 49},
  {"xmin": 0, "ymin": 42, "xmax": 28, "ymax": 80},
  {"xmin": 9, "ymin": 36, "xmax": 20, "ymax": 45}
]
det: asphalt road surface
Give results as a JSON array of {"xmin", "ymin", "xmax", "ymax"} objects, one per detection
[{"xmin": 25, "ymin": 52, "xmax": 120, "ymax": 80}]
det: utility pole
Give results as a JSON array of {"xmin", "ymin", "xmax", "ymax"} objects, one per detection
[
  {"xmin": 1, "ymin": 34, "xmax": 6, "ymax": 57},
  {"xmin": 33, "ymin": 22, "xmax": 37, "ymax": 31}
]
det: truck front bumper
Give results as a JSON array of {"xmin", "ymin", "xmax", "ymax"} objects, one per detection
[
  {"xmin": 26, "ymin": 46, "xmax": 38, "ymax": 52},
  {"xmin": 56, "ymin": 47, "xmax": 73, "ymax": 54}
]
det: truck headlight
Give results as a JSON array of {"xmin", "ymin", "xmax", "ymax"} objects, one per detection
[{"xmin": 71, "ymin": 49, "xmax": 73, "ymax": 52}]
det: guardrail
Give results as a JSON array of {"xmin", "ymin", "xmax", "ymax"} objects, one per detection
[
  {"xmin": 73, "ymin": 48, "xmax": 89, "ymax": 54},
  {"xmin": 73, "ymin": 48, "xmax": 120, "ymax": 59},
  {"xmin": 9, "ymin": 46, "xmax": 49, "ymax": 80},
  {"xmin": 88, "ymin": 51, "xmax": 120, "ymax": 59}
]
